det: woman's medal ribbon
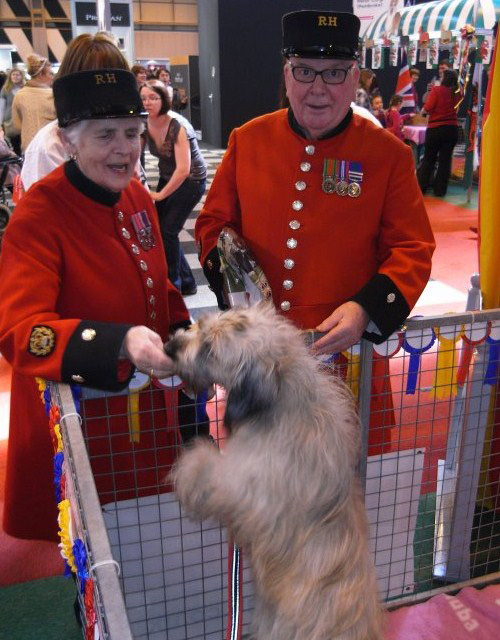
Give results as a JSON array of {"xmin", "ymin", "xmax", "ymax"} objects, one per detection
[
  {"xmin": 131, "ymin": 210, "xmax": 155, "ymax": 250},
  {"xmin": 403, "ymin": 326, "xmax": 436, "ymax": 395}
]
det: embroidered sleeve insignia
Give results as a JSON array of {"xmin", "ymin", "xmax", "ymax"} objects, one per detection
[{"xmin": 28, "ymin": 325, "xmax": 56, "ymax": 357}]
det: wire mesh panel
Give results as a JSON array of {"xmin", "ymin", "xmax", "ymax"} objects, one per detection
[{"xmin": 48, "ymin": 309, "xmax": 500, "ymax": 637}]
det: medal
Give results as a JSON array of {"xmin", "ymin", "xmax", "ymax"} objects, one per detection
[
  {"xmin": 322, "ymin": 158, "xmax": 336, "ymax": 194},
  {"xmin": 348, "ymin": 162, "xmax": 363, "ymax": 198},
  {"xmin": 336, "ymin": 180, "xmax": 349, "ymax": 196},
  {"xmin": 131, "ymin": 210, "xmax": 156, "ymax": 250},
  {"xmin": 335, "ymin": 160, "xmax": 348, "ymax": 196},
  {"xmin": 348, "ymin": 182, "xmax": 361, "ymax": 197}
]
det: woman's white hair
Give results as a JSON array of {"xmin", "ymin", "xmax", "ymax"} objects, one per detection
[{"xmin": 61, "ymin": 117, "xmax": 145, "ymax": 154}]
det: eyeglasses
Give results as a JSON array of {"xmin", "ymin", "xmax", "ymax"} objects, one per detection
[
  {"xmin": 141, "ymin": 95, "xmax": 161, "ymax": 102},
  {"xmin": 288, "ymin": 63, "xmax": 353, "ymax": 85}
]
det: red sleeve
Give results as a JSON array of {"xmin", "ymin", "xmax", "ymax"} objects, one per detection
[
  {"xmin": 195, "ymin": 129, "xmax": 241, "ymax": 265},
  {"xmin": 424, "ymin": 86, "xmax": 438, "ymax": 113},
  {"xmin": 167, "ymin": 278, "xmax": 190, "ymax": 330}
]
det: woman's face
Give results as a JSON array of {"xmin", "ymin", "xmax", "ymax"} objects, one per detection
[
  {"xmin": 40, "ymin": 64, "xmax": 54, "ymax": 85},
  {"xmin": 67, "ymin": 118, "xmax": 142, "ymax": 192},
  {"xmin": 159, "ymin": 70, "xmax": 170, "ymax": 84},
  {"xmin": 10, "ymin": 70, "xmax": 22, "ymax": 85},
  {"xmin": 371, "ymin": 96, "xmax": 383, "ymax": 111},
  {"xmin": 140, "ymin": 86, "xmax": 163, "ymax": 117}
]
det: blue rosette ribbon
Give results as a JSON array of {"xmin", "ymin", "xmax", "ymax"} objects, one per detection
[
  {"xmin": 484, "ymin": 335, "xmax": 500, "ymax": 386},
  {"xmin": 403, "ymin": 328, "xmax": 436, "ymax": 395},
  {"xmin": 72, "ymin": 539, "xmax": 89, "ymax": 593},
  {"xmin": 43, "ymin": 386, "xmax": 52, "ymax": 415},
  {"xmin": 53, "ymin": 451, "xmax": 64, "ymax": 503}
]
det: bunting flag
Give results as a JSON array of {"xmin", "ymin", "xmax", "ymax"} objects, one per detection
[{"xmin": 395, "ymin": 49, "xmax": 416, "ymax": 110}]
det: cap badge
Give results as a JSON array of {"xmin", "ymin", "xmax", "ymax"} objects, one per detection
[
  {"xmin": 94, "ymin": 72, "xmax": 117, "ymax": 85},
  {"xmin": 28, "ymin": 325, "xmax": 55, "ymax": 357},
  {"xmin": 318, "ymin": 15, "xmax": 338, "ymax": 27},
  {"xmin": 131, "ymin": 210, "xmax": 155, "ymax": 251}
]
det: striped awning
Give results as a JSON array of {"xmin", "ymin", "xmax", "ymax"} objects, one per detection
[{"xmin": 364, "ymin": 0, "xmax": 500, "ymax": 41}]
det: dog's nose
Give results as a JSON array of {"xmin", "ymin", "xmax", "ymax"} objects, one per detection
[{"xmin": 164, "ymin": 338, "xmax": 179, "ymax": 359}]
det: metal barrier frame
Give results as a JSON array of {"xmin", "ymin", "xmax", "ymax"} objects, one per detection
[{"xmin": 48, "ymin": 307, "xmax": 500, "ymax": 636}]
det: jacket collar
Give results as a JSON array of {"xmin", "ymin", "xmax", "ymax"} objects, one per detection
[
  {"xmin": 64, "ymin": 159, "xmax": 121, "ymax": 207},
  {"xmin": 287, "ymin": 107, "xmax": 353, "ymax": 140}
]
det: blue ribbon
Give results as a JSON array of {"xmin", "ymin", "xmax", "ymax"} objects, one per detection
[
  {"xmin": 70, "ymin": 384, "xmax": 82, "ymax": 414},
  {"xmin": 484, "ymin": 336, "xmax": 500, "ymax": 386},
  {"xmin": 43, "ymin": 386, "xmax": 52, "ymax": 415},
  {"xmin": 53, "ymin": 451, "xmax": 64, "ymax": 503},
  {"xmin": 403, "ymin": 330, "xmax": 436, "ymax": 395},
  {"xmin": 196, "ymin": 389, "xmax": 209, "ymax": 426},
  {"xmin": 72, "ymin": 539, "xmax": 89, "ymax": 593}
]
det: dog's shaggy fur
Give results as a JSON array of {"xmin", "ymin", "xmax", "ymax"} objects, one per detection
[{"xmin": 167, "ymin": 304, "xmax": 383, "ymax": 640}]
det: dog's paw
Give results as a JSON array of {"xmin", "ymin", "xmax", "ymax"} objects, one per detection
[{"xmin": 172, "ymin": 440, "xmax": 219, "ymax": 516}]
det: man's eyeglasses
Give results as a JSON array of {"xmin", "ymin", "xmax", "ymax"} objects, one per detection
[{"xmin": 288, "ymin": 63, "xmax": 353, "ymax": 85}]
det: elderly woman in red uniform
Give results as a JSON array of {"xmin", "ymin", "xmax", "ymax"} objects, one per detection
[
  {"xmin": 0, "ymin": 69, "xmax": 197, "ymax": 542},
  {"xmin": 196, "ymin": 11, "xmax": 435, "ymax": 454}
]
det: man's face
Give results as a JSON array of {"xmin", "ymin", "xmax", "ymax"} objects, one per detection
[
  {"xmin": 438, "ymin": 63, "xmax": 448, "ymax": 78},
  {"xmin": 284, "ymin": 57, "xmax": 359, "ymax": 139}
]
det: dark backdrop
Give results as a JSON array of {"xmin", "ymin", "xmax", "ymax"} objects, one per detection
[
  {"xmin": 200, "ymin": 0, "xmax": 352, "ymax": 147},
  {"xmin": 198, "ymin": 0, "xmax": 452, "ymax": 147}
]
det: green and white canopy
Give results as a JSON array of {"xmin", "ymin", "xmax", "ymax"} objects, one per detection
[{"xmin": 364, "ymin": 0, "xmax": 500, "ymax": 41}]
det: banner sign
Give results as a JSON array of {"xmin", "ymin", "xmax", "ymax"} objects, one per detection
[
  {"xmin": 354, "ymin": 0, "xmax": 405, "ymax": 37},
  {"xmin": 75, "ymin": 2, "xmax": 130, "ymax": 27}
]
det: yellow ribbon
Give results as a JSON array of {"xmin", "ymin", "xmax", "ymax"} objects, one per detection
[
  {"xmin": 431, "ymin": 326, "xmax": 463, "ymax": 398},
  {"xmin": 53, "ymin": 423, "xmax": 64, "ymax": 453},
  {"xmin": 35, "ymin": 377, "xmax": 46, "ymax": 404},
  {"xmin": 342, "ymin": 350, "xmax": 360, "ymax": 399},
  {"xmin": 127, "ymin": 372, "xmax": 151, "ymax": 443},
  {"xmin": 57, "ymin": 499, "xmax": 76, "ymax": 573}
]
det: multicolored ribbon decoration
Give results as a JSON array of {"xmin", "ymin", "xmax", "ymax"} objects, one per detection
[
  {"xmin": 432, "ymin": 326, "xmax": 463, "ymax": 399},
  {"xmin": 403, "ymin": 328, "xmax": 436, "ymax": 395},
  {"xmin": 484, "ymin": 335, "xmax": 500, "ymax": 386}
]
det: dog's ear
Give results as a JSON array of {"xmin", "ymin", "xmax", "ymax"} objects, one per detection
[{"xmin": 224, "ymin": 362, "xmax": 279, "ymax": 431}]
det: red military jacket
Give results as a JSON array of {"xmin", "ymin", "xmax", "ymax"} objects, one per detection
[
  {"xmin": 196, "ymin": 109, "xmax": 435, "ymax": 340},
  {"xmin": 0, "ymin": 162, "xmax": 189, "ymax": 540}
]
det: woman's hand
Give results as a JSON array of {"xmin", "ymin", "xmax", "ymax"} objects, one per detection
[
  {"xmin": 121, "ymin": 326, "xmax": 174, "ymax": 378},
  {"xmin": 311, "ymin": 301, "xmax": 370, "ymax": 355},
  {"xmin": 150, "ymin": 191, "xmax": 166, "ymax": 202}
]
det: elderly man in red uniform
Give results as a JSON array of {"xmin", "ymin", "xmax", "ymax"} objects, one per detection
[{"xmin": 196, "ymin": 10, "xmax": 435, "ymax": 453}]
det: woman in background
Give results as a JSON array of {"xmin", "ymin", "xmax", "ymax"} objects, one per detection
[
  {"xmin": 11, "ymin": 54, "xmax": 55, "ymax": 152},
  {"xmin": 140, "ymin": 79, "xmax": 207, "ymax": 296},
  {"xmin": 0, "ymin": 67, "xmax": 25, "ymax": 155},
  {"xmin": 21, "ymin": 33, "xmax": 131, "ymax": 191},
  {"xmin": 418, "ymin": 69, "xmax": 460, "ymax": 197}
]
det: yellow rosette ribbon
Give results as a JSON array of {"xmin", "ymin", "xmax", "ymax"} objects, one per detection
[{"xmin": 432, "ymin": 326, "xmax": 463, "ymax": 399}]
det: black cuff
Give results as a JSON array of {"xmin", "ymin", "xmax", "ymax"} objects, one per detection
[
  {"xmin": 202, "ymin": 247, "xmax": 228, "ymax": 310},
  {"xmin": 171, "ymin": 320, "xmax": 191, "ymax": 333},
  {"xmin": 61, "ymin": 321, "xmax": 134, "ymax": 391},
  {"xmin": 350, "ymin": 274, "xmax": 410, "ymax": 344}
]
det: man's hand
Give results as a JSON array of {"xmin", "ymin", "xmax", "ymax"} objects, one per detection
[
  {"xmin": 121, "ymin": 326, "xmax": 174, "ymax": 378},
  {"xmin": 311, "ymin": 301, "xmax": 370, "ymax": 355}
]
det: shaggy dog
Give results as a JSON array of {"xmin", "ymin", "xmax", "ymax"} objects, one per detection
[{"xmin": 166, "ymin": 304, "xmax": 383, "ymax": 640}]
